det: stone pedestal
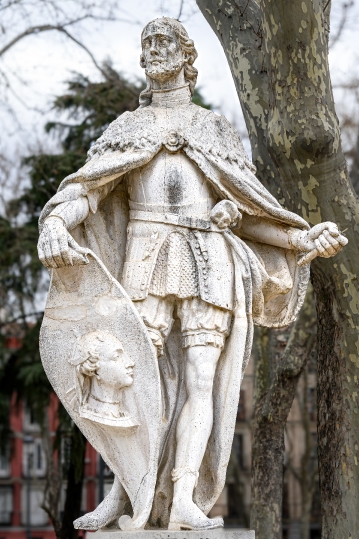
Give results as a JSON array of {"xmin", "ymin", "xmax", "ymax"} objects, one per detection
[{"xmin": 88, "ymin": 529, "xmax": 255, "ymax": 539}]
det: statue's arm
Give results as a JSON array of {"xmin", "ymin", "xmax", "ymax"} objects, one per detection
[
  {"xmin": 47, "ymin": 196, "xmax": 90, "ymax": 230},
  {"xmin": 38, "ymin": 174, "xmax": 121, "ymax": 269},
  {"xmin": 37, "ymin": 145, "xmax": 161, "ymax": 269},
  {"xmin": 240, "ymin": 214, "xmax": 347, "ymax": 262},
  {"xmin": 240, "ymin": 215, "xmax": 293, "ymax": 249}
]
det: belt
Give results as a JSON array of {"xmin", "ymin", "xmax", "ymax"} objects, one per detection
[
  {"xmin": 128, "ymin": 199, "xmax": 212, "ymax": 214},
  {"xmin": 129, "ymin": 210, "xmax": 220, "ymax": 232}
]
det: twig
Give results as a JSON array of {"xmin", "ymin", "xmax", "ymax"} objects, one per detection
[
  {"xmin": 177, "ymin": 0, "xmax": 184, "ymax": 20},
  {"xmin": 0, "ymin": 311, "xmax": 44, "ymax": 329},
  {"xmin": 330, "ymin": 1, "xmax": 354, "ymax": 49}
]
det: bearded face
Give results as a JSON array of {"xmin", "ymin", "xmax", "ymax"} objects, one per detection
[{"xmin": 141, "ymin": 22, "xmax": 186, "ymax": 82}]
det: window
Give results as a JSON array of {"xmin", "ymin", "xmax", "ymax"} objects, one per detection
[
  {"xmin": 22, "ymin": 439, "xmax": 46, "ymax": 478},
  {"xmin": 98, "ymin": 455, "xmax": 114, "ymax": 478},
  {"xmin": 0, "ymin": 487, "xmax": 12, "ymax": 525},
  {"xmin": 61, "ymin": 437, "xmax": 71, "ymax": 471},
  {"xmin": 0, "ymin": 448, "xmax": 10, "ymax": 478},
  {"xmin": 23, "ymin": 405, "xmax": 40, "ymax": 432},
  {"xmin": 233, "ymin": 434, "xmax": 244, "ymax": 469},
  {"xmin": 237, "ymin": 391, "xmax": 246, "ymax": 422},
  {"xmin": 21, "ymin": 488, "xmax": 48, "ymax": 526}
]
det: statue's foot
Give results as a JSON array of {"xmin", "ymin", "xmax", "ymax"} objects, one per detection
[
  {"xmin": 73, "ymin": 504, "xmax": 122, "ymax": 530},
  {"xmin": 74, "ymin": 476, "xmax": 126, "ymax": 531},
  {"xmin": 169, "ymin": 500, "xmax": 224, "ymax": 531},
  {"xmin": 74, "ymin": 514, "xmax": 100, "ymax": 531}
]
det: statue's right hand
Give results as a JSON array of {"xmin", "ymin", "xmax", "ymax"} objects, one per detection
[{"xmin": 38, "ymin": 216, "xmax": 89, "ymax": 268}]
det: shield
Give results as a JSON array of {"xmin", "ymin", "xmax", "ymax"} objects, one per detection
[{"xmin": 39, "ymin": 251, "xmax": 161, "ymax": 530}]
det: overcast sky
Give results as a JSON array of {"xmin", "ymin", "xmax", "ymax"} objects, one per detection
[{"xmin": 1, "ymin": 0, "xmax": 359, "ymax": 162}]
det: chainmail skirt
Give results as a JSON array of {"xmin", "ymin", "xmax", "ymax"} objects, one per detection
[{"xmin": 149, "ymin": 231, "xmax": 199, "ymax": 298}]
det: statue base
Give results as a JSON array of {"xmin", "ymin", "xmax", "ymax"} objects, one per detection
[{"xmin": 88, "ymin": 529, "xmax": 255, "ymax": 539}]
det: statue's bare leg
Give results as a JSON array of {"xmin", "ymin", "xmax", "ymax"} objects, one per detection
[
  {"xmin": 169, "ymin": 344, "xmax": 224, "ymax": 530},
  {"xmin": 74, "ymin": 476, "xmax": 127, "ymax": 530}
]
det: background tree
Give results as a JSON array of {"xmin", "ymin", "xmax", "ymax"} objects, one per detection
[
  {"xmin": 0, "ymin": 0, "xmax": 140, "ymax": 111},
  {"xmin": 196, "ymin": 1, "xmax": 359, "ymax": 539},
  {"xmin": 286, "ymin": 360, "xmax": 319, "ymax": 539}
]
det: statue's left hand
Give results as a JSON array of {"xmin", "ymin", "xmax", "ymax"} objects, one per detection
[
  {"xmin": 291, "ymin": 222, "xmax": 348, "ymax": 265},
  {"xmin": 210, "ymin": 200, "xmax": 241, "ymax": 229}
]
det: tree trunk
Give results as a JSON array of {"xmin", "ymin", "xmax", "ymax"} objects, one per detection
[
  {"xmin": 350, "ymin": 131, "xmax": 359, "ymax": 195},
  {"xmin": 41, "ymin": 405, "xmax": 62, "ymax": 536},
  {"xmin": 197, "ymin": 1, "xmax": 359, "ymax": 537},
  {"xmin": 195, "ymin": 0, "xmax": 278, "ymax": 195},
  {"xmin": 58, "ymin": 424, "xmax": 86, "ymax": 539},
  {"xmin": 253, "ymin": 326, "xmax": 272, "ymax": 407},
  {"xmin": 250, "ymin": 293, "xmax": 315, "ymax": 539},
  {"xmin": 299, "ymin": 370, "xmax": 316, "ymax": 539},
  {"xmin": 41, "ymin": 408, "xmax": 86, "ymax": 539},
  {"xmin": 301, "ymin": 499, "xmax": 311, "ymax": 539},
  {"xmin": 258, "ymin": 2, "xmax": 359, "ymax": 537},
  {"xmin": 297, "ymin": 367, "xmax": 318, "ymax": 539}
]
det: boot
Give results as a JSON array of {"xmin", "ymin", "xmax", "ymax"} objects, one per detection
[{"xmin": 168, "ymin": 468, "xmax": 224, "ymax": 531}]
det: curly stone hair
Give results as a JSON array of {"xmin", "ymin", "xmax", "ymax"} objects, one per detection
[
  {"xmin": 69, "ymin": 331, "xmax": 123, "ymax": 405},
  {"xmin": 139, "ymin": 17, "xmax": 198, "ymax": 108}
]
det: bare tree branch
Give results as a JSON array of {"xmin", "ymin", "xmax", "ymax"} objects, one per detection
[
  {"xmin": 330, "ymin": 1, "xmax": 354, "ymax": 48},
  {"xmin": 177, "ymin": 0, "xmax": 184, "ymax": 20},
  {"xmin": 0, "ymin": 16, "xmax": 133, "ymax": 77}
]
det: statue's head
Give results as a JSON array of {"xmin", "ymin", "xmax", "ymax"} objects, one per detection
[
  {"xmin": 139, "ymin": 17, "xmax": 198, "ymax": 107},
  {"xmin": 69, "ymin": 331, "xmax": 135, "ymax": 404}
]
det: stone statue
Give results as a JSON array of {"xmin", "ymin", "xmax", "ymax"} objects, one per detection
[{"xmin": 37, "ymin": 17, "xmax": 347, "ymax": 533}]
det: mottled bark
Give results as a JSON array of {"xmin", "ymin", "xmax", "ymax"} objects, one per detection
[
  {"xmin": 197, "ymin": 1, "xmax": 359, "ymax": 537},
  {"xmin": 350, "ymin": 131, "xmax": 359, "ymax": 195},
  {"xmin": 197, "ymin": 0, "xmax": 279, "ymax": 195},
  {"xmin": 253, "ymin": 326, "xmax": 271, "ymax": 408},
  {"xmin": 251, "ymin": 294, "xmax": 315, "ymax": 539},
  {"xmin": 259, "ymin": 2, "xmax": 359, "ymax": 537}
]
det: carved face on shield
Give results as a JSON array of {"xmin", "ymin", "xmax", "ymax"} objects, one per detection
[
  {"xmin": 94, "ymin": 335, "xmax": 134, "ymax": 389},
  {"xmin": 69, "ymin": 330, "xmax": 137, "ymax": 428}
]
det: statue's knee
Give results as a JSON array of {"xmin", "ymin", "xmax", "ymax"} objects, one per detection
[
  {"xmin": 185, "ymin": 343, "xmax": 220, "ymax": 395},
  {"xmin": 194, "ymin": 364, "xmax": 215, "ymax": 394},
  {"xmin": 196, "ymin": 377, "xmax": 213, "ymax": 393}
]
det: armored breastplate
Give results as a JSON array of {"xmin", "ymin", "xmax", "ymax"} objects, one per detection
[{"xmin": 127, "ymin": 149, "xmax": 218, "ymax": 219}]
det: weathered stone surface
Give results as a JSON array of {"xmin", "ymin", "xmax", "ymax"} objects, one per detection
[
  {"xmin": 37, "ymin": 15, "xmax": 347, "ymax": 534},
  {"xmin": 40, "ymin": 252, "xmax": 161, "ymax": 531},
  {"xmin": 89, "ymin": 529, "xmax": 255, "ymax": 539}
]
